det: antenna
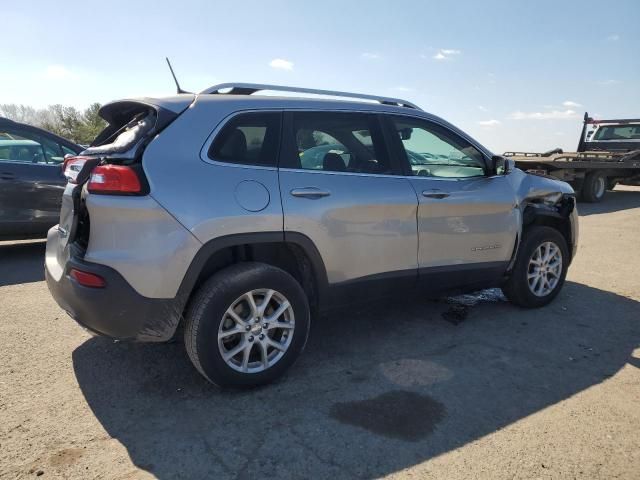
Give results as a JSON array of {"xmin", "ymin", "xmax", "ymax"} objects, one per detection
[{"xmin": 165, "ymin": 57, "xmax": 191, "ymax": 94}]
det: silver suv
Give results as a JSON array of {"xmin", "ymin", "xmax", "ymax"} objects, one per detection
[{"xmin": 45, "ymin": 84, "xmax": 579, "ymax": 387}]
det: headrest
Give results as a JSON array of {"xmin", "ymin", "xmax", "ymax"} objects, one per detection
[{"xmin": 323, "ymin": 152, "xmax": 346, "ymax": 172}]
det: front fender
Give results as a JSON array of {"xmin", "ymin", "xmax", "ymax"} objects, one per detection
[{"xmin": 508, "ymin": 169, "xmax": 579, "ymax": 267}]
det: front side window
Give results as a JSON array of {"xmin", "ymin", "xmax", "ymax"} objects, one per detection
[
  {"xmin": 209, "ymin": 112, "xmax": 281, "ymax": 167},
  {"xmin": 391, "ymin": 117, "xmax": 486, "ymax": 178},
  {"xmin": 0, "ymin": 127, "xmax": 64, "ymax": 164},
  {"xmin": 289, "ymin": 112, "xmax": 392, "ymax": 174}
]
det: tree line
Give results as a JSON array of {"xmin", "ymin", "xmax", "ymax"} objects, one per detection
[{"xmin": 0, "ymin": 103, "xmax": 107, "ymax": 145}]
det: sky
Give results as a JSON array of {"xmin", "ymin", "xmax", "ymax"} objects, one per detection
[{"xmin": 2, "ymin": 0, "xmax": 639, "ymax": 152}]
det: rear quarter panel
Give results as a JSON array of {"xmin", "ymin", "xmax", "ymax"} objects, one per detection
[
  {"xmin": 142, "ymin": 98, "xmax": 284, "ymax": 244},
  {"xmin": 84, "ymin": 194, "xmax": 202, "ymax": 298}
]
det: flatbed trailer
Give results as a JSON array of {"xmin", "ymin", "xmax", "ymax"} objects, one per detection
[{"xmin": 504, "ymin": 113, "xmax": 640, "ymax": 202}]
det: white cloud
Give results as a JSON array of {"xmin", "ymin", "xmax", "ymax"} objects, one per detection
[
  {"xmin": 361, "ymin": 52, "xmax": 380, "ymax": 60},
  {"xmin": 598, "ymin": 79, "xmax": 621, "ymax": 85},
  {"xmin": 509, "ymin": 109, "xmax": 580, "ymax": 120},
  {"xmin": 44, "ymin": 65, "xmax": 77, "ymax": 80},
  {"xmin": 433, "ymin": 49, "xmax": 461, "ymax": 61},
  {"xmin": 477, "ymin": 105, "xmax": 489, "ymax": 112},
  {"xmin": 562, "ymin": 100, "xmax": 582, "ymax": 108},
  {"xmin": 606, "ymin": 34, "xmax": 620, "ymax": 41},
  {"xmin": 478, "ymin": 119, "xmax": 501, "ymax": 127},
  {"xmin": 269, "ymin": 58, "xmax": 294, "ymax": 71}
]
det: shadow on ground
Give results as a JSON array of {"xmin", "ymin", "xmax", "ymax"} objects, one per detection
[
  {"xmin": 73, "ymin": 282, "xmax": 640, "ymax": 479},
  {"xmin": 0, "ymin": 241, "xmax": 45, "ymax": 287},
  {"xmin": 578, "ymin": 188, "xmax": 640, "ymax": 216}
]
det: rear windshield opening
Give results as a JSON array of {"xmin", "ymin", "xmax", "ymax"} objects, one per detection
[{"xmin": 84, "ymin": 105, "xmax": 157, "ymax": 156}]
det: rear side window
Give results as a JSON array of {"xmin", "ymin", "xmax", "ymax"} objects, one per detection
[
  {"xmin": 286, "ymin": 112, "xmax": 392, "ymax": 174},
  {"xmin": 592, "ymin": 125, "xmax": 640, "ymax": 141},
  {"xmin": 209, "ymin": 112, "xmax": 281, "ymax": 167}
]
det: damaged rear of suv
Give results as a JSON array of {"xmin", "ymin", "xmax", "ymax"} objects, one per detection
[{"xmin": 46, "ymin": 84, "xmax": 578, "ymax": 388}]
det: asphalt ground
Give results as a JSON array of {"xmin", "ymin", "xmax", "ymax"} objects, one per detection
[{"xmin": 1, "ymin": 186, "xmax": 639, "ymax": 479}]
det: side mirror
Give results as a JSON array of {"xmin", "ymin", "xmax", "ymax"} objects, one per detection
[{"xmin": 491, "ymin": 155, "xmax": 513, "ymax": 175}]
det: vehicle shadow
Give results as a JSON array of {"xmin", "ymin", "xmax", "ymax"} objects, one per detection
[
  {"xmin": 72, "ymin": 282, "xmax": 640, "ymax": 479},
  {"xmin": 578, "ymin": 187, "xmax": 640, "ymax": 216},
  {"xmin": 0, "ymin": 240, "xmax": 45, "ymax": 287}
]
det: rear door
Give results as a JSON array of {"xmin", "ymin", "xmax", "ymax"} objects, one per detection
[
  {"xmin": 0, "ymin": 125, "xmax": 69, "ymax": 238},
  {"xmin": 278, "ymin": 111, "xmax": 419, "ymax": 298},
  {"xmin": 384, "ymin": 115, "xmax": 519, "ymax": 287}
]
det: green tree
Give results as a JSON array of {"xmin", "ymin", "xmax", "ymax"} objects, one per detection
[
  {"xmin": 1, "ymin": 102, "xmax": 106, "ymax": 145},
  {"xmin": 77, "ymin": 103, "xmax": 107, "ymax": 145}
]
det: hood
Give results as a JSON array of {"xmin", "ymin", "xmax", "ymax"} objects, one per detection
[{"xmin": 510, "ymin": 168, "xmax": 575, "ymax": 205}]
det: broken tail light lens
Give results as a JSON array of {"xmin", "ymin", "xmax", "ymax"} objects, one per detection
[
  {"xmin": 62, "ymin": 156, "xmax": 90, "ymax": 184},
  {"xmin": 87, "ymin": 165, "xmax": 142, "ymax": 194}
]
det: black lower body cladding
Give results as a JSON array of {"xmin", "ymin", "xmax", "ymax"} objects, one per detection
[{"xmin": 45, "ymin": 253, "xmax": 182, "ymax": 342}]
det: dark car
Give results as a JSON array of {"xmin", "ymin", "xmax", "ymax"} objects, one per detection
[{"xmin": 0, "ymin": 118, "xmax": 83, "ymax": 240}]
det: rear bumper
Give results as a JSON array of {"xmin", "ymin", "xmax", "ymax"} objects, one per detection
[{"xmin": 45, "ymin": 226, "xmax": 182, "ymax": 342}]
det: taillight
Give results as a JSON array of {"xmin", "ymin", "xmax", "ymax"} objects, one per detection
[
  {"xmin": 87, "ymin": 165, "xmax": 142, "ymax": 194},
  {"xmin": 69, "ymin": 268, "xmax": 106, "ymax": 288},
  {"xmin": 62, "ymin": 156, "xmax": 90, "ymax": 184}
]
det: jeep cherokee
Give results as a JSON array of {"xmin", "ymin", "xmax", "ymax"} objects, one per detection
[{"xmin": 45, "ymin": 83, "xmax": 579, "ymax": 387}]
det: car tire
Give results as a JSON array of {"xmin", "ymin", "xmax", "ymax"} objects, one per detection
[
  {"xmin": 581, "ymin": 171, "xmax": 607, "ymax": 203},
  {"xmin": 184, "ymin": 262, "xmax": 310, "ymax": 388},
  {"xmin": 502, "ymin": 226, "xmax": 569, "ymax": 308}
]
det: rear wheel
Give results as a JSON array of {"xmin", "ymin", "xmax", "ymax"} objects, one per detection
[
  {"xmin": 184, "ymin": 262, "xmax": 310, "ymax": 388},
  {"xmin": 581, "ymin": 171, "xmax": 607, "ymax": 203},
  {"xmin": 502, "ymin": 226, "xmax": 569, "ymax": 308}
]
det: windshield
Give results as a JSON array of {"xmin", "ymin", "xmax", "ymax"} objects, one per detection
[{"xmin": 592, "ymin": 125, "xmax": 640, "ymax": 141}]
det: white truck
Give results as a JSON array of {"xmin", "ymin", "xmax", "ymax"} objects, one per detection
[{"xmin": 505, "ymin": 113, "xmax": 640, "ymax": 202}]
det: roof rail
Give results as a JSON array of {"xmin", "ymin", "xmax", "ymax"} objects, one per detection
[{"xmin": 200, "ymin": 83, "xmax": 421, "ymax": 110}]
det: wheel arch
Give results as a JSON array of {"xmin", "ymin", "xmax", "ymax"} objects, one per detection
[
  {"xmin": 521, "ymin": 202, "xmax": 574, "ymax": 261},
  {"xmin": 174, "ymin": 232, "xmax": 328, "ymax": 321}
]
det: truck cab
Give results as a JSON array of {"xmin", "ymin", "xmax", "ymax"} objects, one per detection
[{"xmin": 579, "ymin": 113, "xmax": 640, "ymax": 153}]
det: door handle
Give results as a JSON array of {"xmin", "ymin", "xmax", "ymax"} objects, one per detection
[
  {"xmin": 290, "ymin": 187, "xmax": 331, "ymax": 199},
  {"xmin": 422, "ymin": 189, "xmax": 450, "ymax": 199},
  {"xmin": 0, "ymin": 172, "xmax": 16, "ymax": 180}
]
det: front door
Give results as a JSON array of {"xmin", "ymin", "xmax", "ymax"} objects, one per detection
[
  {"xmin": 385, "ymin": 115, "xmax": 519, "ymax": 287},
  {"xmin": 278, "ymin": 111, "xmax": 419, "ymax": 299}
]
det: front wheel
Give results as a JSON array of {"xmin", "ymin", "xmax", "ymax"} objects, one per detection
[
  {"xmin": 502, "ymin": 226, "xmax": 569, "ymax": 308},
  {"xmin": 184, "ymin": 262, "xmax": 310, "ymax": 388}
]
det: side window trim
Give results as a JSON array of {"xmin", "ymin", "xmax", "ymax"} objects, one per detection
[
  {"xmin": 383, "ymin": 114, "xmax": 491, "ymax": 179},
  {"xmin": 279, "ymin": 110, "xmax": 405, "ymax": 177}
]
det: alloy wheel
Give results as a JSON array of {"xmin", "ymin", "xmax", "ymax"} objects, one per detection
[
  {"xmin": 217, "ymin": 289, "xmax": 295, "ymax": 373},
  {"xmin": 527, "ymin": 241, "xmax": 563, "ymax": 297}
]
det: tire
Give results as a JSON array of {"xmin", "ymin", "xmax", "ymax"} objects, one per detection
[
  {"xmin": 184, "ymin": 262, "xmax": 310, "ymax": 388},
  {"xmin": 502, "ymin": 226, "xmax": 569, "ymax": 308},
  {"xmin": 581, "ymin": 171, "xmax": 607, "ymax": 203}
]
